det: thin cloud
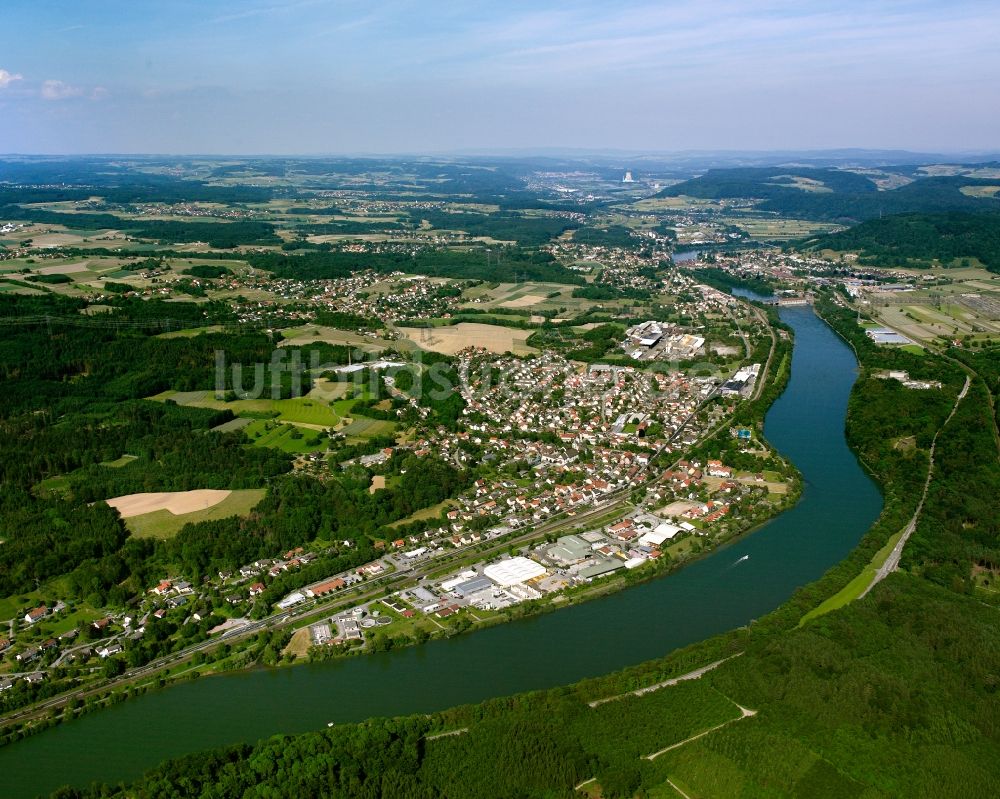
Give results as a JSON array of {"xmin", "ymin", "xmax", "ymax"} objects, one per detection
[
  {"xmin": 0, "ymin": 69, "xmax": 23, "ymax": 89},
  {"xmin": 41, "ymin": 80, "xmax": 84, "ymax": 100},
  {"xmin": 208, "ymin": 0, "xmax": 335, "ymax": 26}
]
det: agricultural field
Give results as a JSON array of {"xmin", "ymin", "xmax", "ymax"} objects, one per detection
[
  {"xmin": 243, "ymin": 419, "xmax": 331, "ymax": 453},
  {"xmin": 875, "ymin": 302, "xmax": 1000, "ymax": 345},
  {"xmin": 105, "ymin": 489, "xmax": 234, "ymax": 518},
  {"xmin": 157, "ymin": 325, "xmax": 225, "ymax": 339},
  {"xmin": 150, "ymin": 390, "xmax": 345, "ymax": 428},
  {"xmin": 122, "ymin": 488, "xmax": 267, "ymax": 539},
  {"xmin": 458, "ymin": 281, "xmax": 576, "ymax": 312},
  {"xmin": 627, "ymin": 196, "xmax": 723, "ymax": 212},
  {"xmin": 340, "ymin": 417, "xmax": 397, "ymax": 441},
  {"xmin": 0, "ymin": 281, "xmax": 45, "ymax": 295},
  {"xmin": 719, "ymin": 215, "xmax": 842, "ymax": 241},
  {"xmin": 100, "ymin": 454, "xmax": 139, "ymax": 468},
  {"xmin": 397, "ymin": 321, "xmax": 537, "ymax": 355},
  {"xmin": 305, "ymin": 377, "xmax": 351, "ymax": 402},
  {"xmin": 154, "ymin": 384, "xmax": 400, "ymax": 450},
  {"xmin": 864, "ymin": 266, "xmax": 1000, "ymax": 346},
  {"xmin": 211, "ymin": 417, "xmax": 253, "ymax": 433},
  {"xmin": 277, "ymin": 325, "xmax": 391, "ymax": 352}
]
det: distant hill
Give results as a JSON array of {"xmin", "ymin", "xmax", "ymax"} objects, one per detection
[
  {"xmin": 802, "ymin": 211, "xmax": 1000, "ymax": 272},
  {"xmin": 658, "ymin": 167, "xmax": 1000, "ymax": 222}
]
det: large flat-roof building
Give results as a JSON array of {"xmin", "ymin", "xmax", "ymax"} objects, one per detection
[
  {"xmin": 638, "ymin": 524, "xmax": 681, "ymax": 548},
  {"xmin": 547, "ymin": 534, "xmax": 592, "ymax": 565},
  {"xmin": 453, "ymin": 576, "xmax": 494, "ymax": 597},
  {"xmin": 578, "ymin": 558, "xmax": 623, "ymax": 581},
  {"xmin": 483, "ymin": 556, "xmax": 547, "ymax": 587},
  {"xmin": 867, "ymin": 328, "xmax": 913, "ymax": 345}
]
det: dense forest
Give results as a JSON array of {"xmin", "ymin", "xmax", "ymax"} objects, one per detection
[
  {"xmin": 244, "ymin": 246, "xmax": 586, "ymax": 284},
  {"xmin": 572, "ymin": 224, "xmax": 643, "ymax": 250},
  {"xmin": 680, "ymin": 266, "xmax": 776, "ymax": 296},
  {"xmin": 0, "ymin": 206, "xmax": 280, "ymax": 248},
  {"xmin": 411, "ymin": 209, "xmax": 579, "ymax": 246},
  {"xmin": 294, "ymin": 219, "xmax": 408, "ymax": 235},
  {"xmin": 571, "ymin": 283, "xmax": 652, "ymax": 301},
  {"xmin": 659, "ymin": 168, "xmax": 1000, "ymax": 222},
  {"xmin": 951, "ymin": 345, "xmax": 1000, "ymax": 427},
  {"xmin": 803, "ymin": 211, "xmax": 1000, "ymax": 271},
  {"xmin": 182, "ymin": 263, "xmax": 233, "ymax": 279}
]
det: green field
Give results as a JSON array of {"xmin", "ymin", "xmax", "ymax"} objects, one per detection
[
  {"xmin": 151, "ymin": 391, "xmax": 343, "ymax": 427},
  {"xmin": 387, "ymin": 498, "xmax": 454, "ymax": 528},
  {"xmin": 244, "ymin": 420, "xmax": 329, "ymax": 453},
  {"xmin": 156, "ymin": 325, "xmax": 224, "ymax": 339},
  {"xmin": 99, "ymin": 454, "xmax": 139, "ymax": 468},
  {"xmin": 125, "ymin": 488, "xmax": 267, "ymax": 539},
  {"xmin": 341, "ymin": 417, "xmax": 397, "ymax": 440},
  {"xmin": 268, "ymin": 397, "xmax": 341, "ymax": 426},
  {"xmin": 798, "ymin": 528, "xmax": 905, "ymax": 626},
  {"xmin": 34, "ymin": 473, "xmax": 72, "ymax": 496}
]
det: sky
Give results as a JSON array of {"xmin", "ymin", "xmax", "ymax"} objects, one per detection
[{"xmin": 0, "ymin": 0, "xmax": 998, "ymax": 155}]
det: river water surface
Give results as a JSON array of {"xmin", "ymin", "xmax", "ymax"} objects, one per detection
[{"xmin": 0, "ymin": 306, "xmax": 882, "ymax": 798}]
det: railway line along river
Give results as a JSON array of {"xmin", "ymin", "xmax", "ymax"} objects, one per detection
[{"xmin": 0, "ymin": 305, "xmax": 882, "ymax": 798}]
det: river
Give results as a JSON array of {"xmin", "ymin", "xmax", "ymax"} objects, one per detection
[
  {"xmin": 0, "ymin": 305, "xmax": 882, "ymax": 798},
  {"xmin": 672, "ymin": 249, "xmax": 700, "ymax": 263}
]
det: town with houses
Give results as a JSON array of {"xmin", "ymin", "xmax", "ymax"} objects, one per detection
[
  {"xmin": 1, "ymin": 252, "xmax": 795, "ymax": 684},
  {"xmin": 5, "ymin": 178, "xmax": 984, "ymax": 719}
]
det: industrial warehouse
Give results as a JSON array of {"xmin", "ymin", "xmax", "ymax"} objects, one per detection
[{"xmin": 622, "ymin": 320, "xmax": 706, "ymax": 361}]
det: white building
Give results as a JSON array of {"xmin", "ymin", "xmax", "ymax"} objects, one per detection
[
  {"xmin": 483, "ymin": 557, "xmax": 547, "ymax": 587},
  {"xmin": 638, "ymin": 523, "xmax": 681, "ymax": 547}
]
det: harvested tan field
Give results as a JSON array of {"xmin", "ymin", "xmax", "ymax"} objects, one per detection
[
  {"xmin": 659, "ymin": 500, "xmax": 702, "ymax": 518},
  {"xmin": 31, "ymin": 233, "xmax": 89, "ymax": 248},
  {"xmin": 398, "ymin": 322, "xmax": 535, "ymax": 355},
  {"xmin": 106, "ymin": 489, "xmax": 231, "ymax": 518},
  {"xmin": 500, "ymin": 293, "xmax": 546, "ymax": 308},
  {"xmin": 283, "ymin": 628, "xmax": 313, "ymax": 659},
  {"xmin": 37, "ymin": 261, "xmax": 91, "ymax": 275}
]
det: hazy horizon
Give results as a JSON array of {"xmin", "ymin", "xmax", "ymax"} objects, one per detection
[
  {"xmin": 1, "ymin": 147, "xmax": 999, "ymax": 161},
  {"xmin": 1, "ymin": 1, "xmax": 999, "ymax": 155}
]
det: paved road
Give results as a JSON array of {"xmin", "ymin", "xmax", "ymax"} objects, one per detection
[{"xmin": 862, "ymin": 375, "xmax": 970, "ymax": 597}]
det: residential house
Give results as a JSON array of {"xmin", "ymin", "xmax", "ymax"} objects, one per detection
[{"xmin": 23, "ymin": 606, "xmax": 48, "ymax": 625}]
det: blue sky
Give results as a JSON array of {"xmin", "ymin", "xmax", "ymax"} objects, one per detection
[{"xmin": 0, "ymin": 1, "xmax": 998, "ymax": 154}]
